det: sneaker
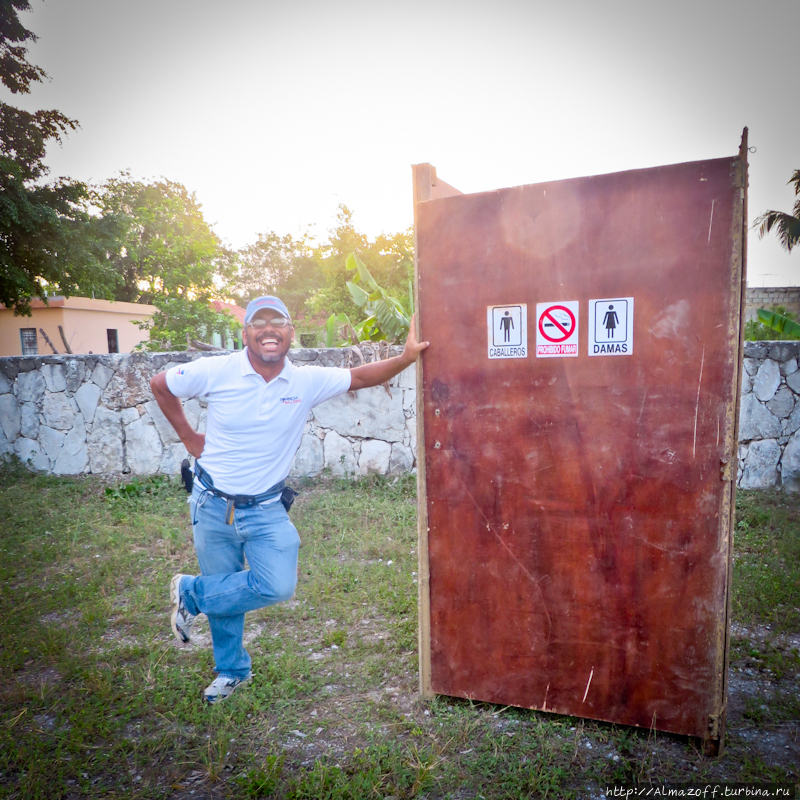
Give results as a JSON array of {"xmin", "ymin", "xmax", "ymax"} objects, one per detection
[
  {"xmin": 170, "ymin": 573, "xmax": 196, "ymax": 643},
  {"xmin": 203, "ymin": 673, "xmax": 252, "ymax": 705}
]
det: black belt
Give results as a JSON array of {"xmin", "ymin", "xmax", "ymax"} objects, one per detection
[{"xmin": 194, "ymin": 461, "xmax": 287, "ymax": 524}]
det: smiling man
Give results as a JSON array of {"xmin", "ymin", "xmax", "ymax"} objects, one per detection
[{"xmin": 150, "ymin": 295, "xmax": 429, "ymax": 704}]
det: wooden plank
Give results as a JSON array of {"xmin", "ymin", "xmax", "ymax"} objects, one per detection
[
  {"xmin": 708, "ymin": 128, "xmax": 749, "ymax": 756},
  {"xmin": 38, "ymin": 328, "xmax": 59, "ymax": 354},
  {"xmin": 416, "ymin": 154, "xmax": 743, "ymax": 742},
  {"xmin": 413, "ymin": 163, "xmax": 462, "ymax": 698},
  {"xmin": 58, "ymin": 325, "xmax": 73, "ymax": 354},
  {"xmin": 430, "ymin": 174, "xmax": 463, "ymax": 201}
]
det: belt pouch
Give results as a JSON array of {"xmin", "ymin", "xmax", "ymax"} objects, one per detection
[
  {"xmin": 180, "ymin": 459, "xmax": 194, "ymax": 494},
  {"xmin": 280, "ymin": 487, "xmax": 298, "ymax": 513}
]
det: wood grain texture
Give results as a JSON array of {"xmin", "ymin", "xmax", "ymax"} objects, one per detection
[
  {"xmin": 413, "ymin": 164, "xmax": 464, "ymax": 697},
  {"xmin": 416, "ymin": 155, "xmax": 745, "ymax": 741}
]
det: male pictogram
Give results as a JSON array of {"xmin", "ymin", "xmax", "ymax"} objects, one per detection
[
  {"xmin": 488, "ymin": 304, "xmax": 526, "ymax": 358},
  {"xmin": 603, "ymin": 305, "xmax": 619, "ymax": 339},
  {"xmin": 499, "ymin": 310, "xmax": 515, "ymax": 342}
]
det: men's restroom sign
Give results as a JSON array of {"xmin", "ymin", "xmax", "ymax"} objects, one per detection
[
  {"xmin": 536, "ymin": 301, "xmax": 579, "ymax": 357},
  {"xmin": 487, "ymin": 304, "xmax": 527, "ymax": 359},
  {"xmin": 589, "ymin": 297, "xmax": 634, "ymax": 356}
]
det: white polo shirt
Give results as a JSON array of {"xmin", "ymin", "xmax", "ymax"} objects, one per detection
[{"xmin": 166, "ymin": 350, "xmax": 352, "ymax": 496}]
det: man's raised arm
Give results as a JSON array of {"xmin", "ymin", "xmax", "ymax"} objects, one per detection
[
  {"xmin": 348, "ymin": 314, "xmax": 430, "ymax": 391},
  {"xmin": 150, "ymin": 372, "xmax": 206, "ymax": 458}
]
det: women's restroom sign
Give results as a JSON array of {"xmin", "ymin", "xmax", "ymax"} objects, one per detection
[
  {"xmin": 589, "ymin": 297, "xmax": 634, "ymax": 356},
  {"xmin": 487, "ymin": 304, "xmax": 527, "ymax": 359},
  {"xmin": 536, "ymin": 301, "xmax": 579, "ymax": 357}
]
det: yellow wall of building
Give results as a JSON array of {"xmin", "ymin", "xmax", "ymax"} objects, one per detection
[{"xmin": 0, "ymin": 297, "xmax": 156, "ymax": 356}]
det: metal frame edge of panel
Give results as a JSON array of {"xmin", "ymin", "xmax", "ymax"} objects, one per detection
[{"xmin": 412, "ymin": 131, "xmax": 748, "ymax": 755}]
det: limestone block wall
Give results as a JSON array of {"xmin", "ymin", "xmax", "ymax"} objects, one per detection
[
  {"xmin": 1, "ymin": 343, "xmax": 799, "ymax": 489},
  {"xmin": 0, "ymin": 348, "xmax": 415, "ymax": 480},
  {"xmin": 288, "ymin": 346, "xmax": 416, "ymax": 478},
  {"xmin": 738, "ymin": 341, "xmax": 800, "ymax": 491}
]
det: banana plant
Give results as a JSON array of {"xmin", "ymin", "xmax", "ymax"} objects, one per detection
[
  {"xmin": 325, "ymin": 312, "xmax": 361, "ymax": 347},
  {"xmin": 345, "ymin": 253, "xmax": 411, "ymax": 342},
  {"xmin": 757, "ymin": 308, "xmax": 800, "ymax": 339}
]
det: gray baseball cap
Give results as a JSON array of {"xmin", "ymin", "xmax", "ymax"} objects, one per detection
[{"xmin": 244, "ymin": 296, "xmax": 291, "ymax": 324}]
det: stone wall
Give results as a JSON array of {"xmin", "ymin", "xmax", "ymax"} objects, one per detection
[
  {"xmin": 1, "ymin": 344, "xmax": 799, "ymax": 490},
  {"xmin": 738, "ymin": 341, "xmax": 800, "ymax": 490},
  {"xmin": 0, "ymin": 348, "xmax": 416, "ymax": 480}
]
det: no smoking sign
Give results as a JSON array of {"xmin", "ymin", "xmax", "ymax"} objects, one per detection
[{"xmin": 536, "ymin": 301, "xmax": 579, "ymax": 357}]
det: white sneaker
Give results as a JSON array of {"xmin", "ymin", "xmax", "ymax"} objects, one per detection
[
  {"xmin": 170, "ymin": 574, "xmax": 196, "ymax": 643},
  {"xmin": 203, "ymin": 673, "xmax": 252, "ymax": 705}
]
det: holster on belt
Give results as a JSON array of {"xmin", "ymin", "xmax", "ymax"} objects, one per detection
[{"xmin": 180, "ymin": 459, "xmax": 194, "ymax": 494}]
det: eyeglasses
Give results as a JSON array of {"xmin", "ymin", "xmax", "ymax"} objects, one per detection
[{"xmin": 247, "ymin": 317, "xmax": 290, "ymax": 329}]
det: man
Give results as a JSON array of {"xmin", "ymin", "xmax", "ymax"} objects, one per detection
[{"xmin": 150, "ymin": 295, "xmax": 428, "ymax": 704}]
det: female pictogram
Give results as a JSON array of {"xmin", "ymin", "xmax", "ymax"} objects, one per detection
[{"xmin": 603, "ymin": 305, "xmax": 619, "ymax": 338}]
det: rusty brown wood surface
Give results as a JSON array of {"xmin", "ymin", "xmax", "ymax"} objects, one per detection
[
  {"xmin": 413, "ymin": 163, "xmax": 465, "ymax": 699},
  {"xmin": 416, "ymin": 155, "xmax": 745, "ymax": 740}
]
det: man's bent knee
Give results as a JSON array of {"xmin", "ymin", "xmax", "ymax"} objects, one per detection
[{"xmin": 249, "ymin": 571, "xmax": 297, "ymax": 605}]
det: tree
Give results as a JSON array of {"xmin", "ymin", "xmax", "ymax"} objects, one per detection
[
  {"xmin": 305, "ymin": 204, "xmax": 414, "ymax": 321},
  {"xmin": 97, "ymin": 174, "xmax": 238, "ymax": 350},
  {"xmin": 323, "ymin": 252, "xmax": 413, "ymax": 347},
  {"xmin": 305, "ymin": 205, "xmax": 370, "ymax": 320},
  {"xmin": 230, "ymin": 231, "xmax": 322, "ymax": 321},
  {"xmin": 0, "ymin": 0, "xmax": 120, "ymax": 314},
  {"xmin": 98, "ymin": 174, "xmax": 226, "ymax": 304},
  {"xmin": 754, "ymin": 169, "xmax": 800, "ymax": 253},
  {"xmin": 343, "ymin": 252, "xmax": 411, "ymax": 342},
  {"xmin": 138, "ymin": 296, "xmax": 241, "ymax": 352}
]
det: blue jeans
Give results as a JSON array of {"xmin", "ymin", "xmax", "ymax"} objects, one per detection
[{"xmin": 180, "ymin": 484, "xmax": 300, "ymax": 679}]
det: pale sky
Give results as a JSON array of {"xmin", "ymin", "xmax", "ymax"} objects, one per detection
[{"xmin": 10, "ymin": 0, "xmax": 800, "ymax": 286}]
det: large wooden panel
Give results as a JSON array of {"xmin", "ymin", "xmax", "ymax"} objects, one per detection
[{"xmin": 416, "ymin": 153, "xmax": 746, "ymax": 744}]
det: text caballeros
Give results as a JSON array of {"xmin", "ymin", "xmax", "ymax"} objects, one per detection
[{"xmin": 489, "ymin": 346, "xmax": 527, "ymax": 358}]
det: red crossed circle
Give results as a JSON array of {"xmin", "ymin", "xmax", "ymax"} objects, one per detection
[{"xmin": 538, "ymin": 305, "xmax": 576, "ymax": 342}]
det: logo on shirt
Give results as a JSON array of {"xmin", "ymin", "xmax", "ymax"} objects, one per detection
[
  {"xmin": 175, "ymin": 368, "xmax": 186, "ymax": 375},
  {"xmin": 280, "ymin": 396, "xmax": 302, "ymax": 405}
]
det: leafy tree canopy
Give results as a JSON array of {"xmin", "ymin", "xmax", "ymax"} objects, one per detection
[
  {"xmin": 96, "ymin": 174, "xmax": 238, "ymax": 351},
  {"xmin": 98, "ymin": 174, "xmax": 231, "ymax": 303},
  {"xmin": 0, "ymin": 0, "xmax": 120, "ymax": 315},
  {"xmin": 0, "ymin": 0, "xmax": 46, "ymax": 94},
  {"xmin": 305, "ymin": 204, "xmax": 413, "ymax": 322},
  {"xmin": 230, "ymin": 231, "xmax": 322, "ymax": 322},
  {"xmin": 229, "ymin": 206, "xmax": 413, "ymax": 332},
  {"xmin": 134, "ymin": 295, "xmax": 240, "ymax": 353}
]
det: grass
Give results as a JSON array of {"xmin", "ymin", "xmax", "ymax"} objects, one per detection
[
  {"xmin": 732, "ymin": 491, "xmax": 800, "ymax": 633},
  {"xmin": 0, "ymin": 464, "xmax": 798, "ymax": 798}
]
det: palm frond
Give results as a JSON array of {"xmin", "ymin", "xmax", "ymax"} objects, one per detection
[
  {"xmin": 754, "ymin": 210, "xmax": 800, "ymax": 253},
  {"xmin": 753, "ymin": 169, "xmax": 800, "ymax": 253},
  {"xmin": 789, "ymin": 169, "xmax": 800, "ymax": 196}
]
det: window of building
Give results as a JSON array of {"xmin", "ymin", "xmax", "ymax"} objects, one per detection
[
  {"xmin": 107, "ymin": 329, "xmax": 119, "ymax": 353},
  {"xmin": 20, "ymin": 328, "xmax": 38, "ymax": 356}
]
